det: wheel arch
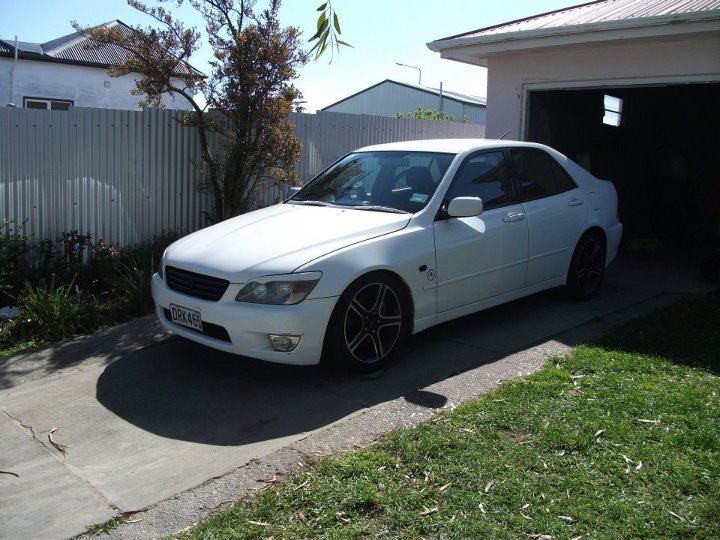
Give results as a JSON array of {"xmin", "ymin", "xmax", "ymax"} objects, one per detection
[
  {"xmin": 566, "ymin": 226, "xmax": 608, "ymax": 300},
  {"xmin": 330, "ymin": 268, "xmax": 416, "ymax": 332},
  {"xmin": 577, "ymin": 225, "xmax": 608, "ymax": 261},
  {"xmin": 320, "ymin": 268, "xmax": 416, "ymax": 367}
]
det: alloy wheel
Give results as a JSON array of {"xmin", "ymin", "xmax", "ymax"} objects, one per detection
[{"xmin": 343, "ymin": 281, "xmax": 403, "ymax": 364}]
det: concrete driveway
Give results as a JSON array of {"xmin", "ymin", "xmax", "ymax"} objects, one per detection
[{"xmin": 0, "ymin": 251, "xmax": 714, "ymax": 539}]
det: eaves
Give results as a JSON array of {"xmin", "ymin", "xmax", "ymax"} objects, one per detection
[{"xmin": 428, "ymin": 10, "xmax": 720, "ymax": 67}]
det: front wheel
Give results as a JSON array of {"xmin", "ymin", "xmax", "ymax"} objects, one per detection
[
  {"xmin": 324, "ymin": 273, "xmax": 410, "ymax": 373},
  {"xmin": 566, "ymin": 231, "xmax": 606, "ymax": 300}
]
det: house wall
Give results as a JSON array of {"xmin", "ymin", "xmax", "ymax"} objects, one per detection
[
  {"xmin": 324, "ymin": 82, "xmax": 487, "ymax": 124},
  {"xmin": 484, "ymin": 35, "xmax": 720, "ymax": 139},
  {"xmin": 0, "ymin": 57, "xmax": 193, "ymax": 110}
]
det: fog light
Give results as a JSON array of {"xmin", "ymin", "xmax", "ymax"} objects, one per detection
[{"xmin": 269, "ymin": 334, "xmax": 301, "ymax": 352}]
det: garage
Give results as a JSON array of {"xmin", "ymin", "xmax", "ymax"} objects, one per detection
[
  {"xmin": 429, "ymin": 0, "xmax": 720, "ymax": 271},
  {"xmin": 527, "ymin": 82, "xmax": 720, "ymax": 246}
]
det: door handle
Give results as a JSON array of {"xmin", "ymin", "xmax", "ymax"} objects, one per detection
[
  {"xmin": 503, "ymin": 212, "xmax": 525, "ymax": 223},
  {"xmin": 568, "ymin": 198, "xmax": 584, "ymax": 207}
]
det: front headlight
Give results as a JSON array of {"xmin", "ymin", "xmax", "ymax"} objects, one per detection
[{"xmin": 235, "ymin": 272, "xmax": 322, "ymax": 305}]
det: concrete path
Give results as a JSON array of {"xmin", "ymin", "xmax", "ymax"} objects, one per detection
[{"xmin": 0, "ymin": 251, "xmax": 715, "ymax": 539}]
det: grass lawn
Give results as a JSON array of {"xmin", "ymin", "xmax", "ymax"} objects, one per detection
[{"xmin": 182, "ymin": 294, "xmax": 720, "ymax": 540}]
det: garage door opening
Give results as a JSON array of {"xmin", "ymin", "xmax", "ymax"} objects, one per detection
[{"xmin": 527, "ymin": 84, "xmax": 720, "ymax": 254}]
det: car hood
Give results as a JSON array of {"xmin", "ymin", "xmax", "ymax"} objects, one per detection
[{"xmin": 164, "ymin": 203, "xmax": 411, "ymax": 282}]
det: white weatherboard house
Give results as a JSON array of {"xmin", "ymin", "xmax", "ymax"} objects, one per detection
[
  {"xmin": 321, "ymin": 79, "xmax": 487, "ymax": 124},
  {"xmin": 429, "ymin": 0, "xmax": 720, "ymax": 244},
  {"xmin": 0, "ymin": 20, "xmax": 200, "ymax": 111}
]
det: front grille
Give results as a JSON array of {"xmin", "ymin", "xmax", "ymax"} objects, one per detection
[
  {"xmin": 166, "ymin": 266, "xmax": 229, "ymax": 301},
  {"xmin": 163, "ymin": 309, "xmax": 232, "ymax": 342}
]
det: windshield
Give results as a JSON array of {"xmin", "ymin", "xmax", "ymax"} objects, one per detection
[{"xmin": 289, "ymin": 151, "xmax": 454, "ymax": 213}]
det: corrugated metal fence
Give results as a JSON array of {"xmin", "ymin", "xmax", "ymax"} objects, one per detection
[{"xmin": 0, "ymin": 106, "xmax": 484, "ymax": 246}]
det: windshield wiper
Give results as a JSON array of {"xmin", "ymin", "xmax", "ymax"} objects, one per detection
[
  {"xmin": 351, "ymin": 205, "xmax": 410, "ymax": 214},
  {"xmin": 288, "ymin": 200, "xmax": 331, "ymax": 207}
]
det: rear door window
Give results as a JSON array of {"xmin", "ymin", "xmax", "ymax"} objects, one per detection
[{"xmin": 509, "ymin": 147, "xmax": 577, "ymax": 202}]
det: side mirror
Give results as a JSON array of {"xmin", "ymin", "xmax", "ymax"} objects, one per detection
[
  {"xmin": 447, "ymin": 197, "xmax": 484, "ymax": 218},
  {"xmin": 287, "ymin": 186, "xmax": 301, "ymax": 198}
]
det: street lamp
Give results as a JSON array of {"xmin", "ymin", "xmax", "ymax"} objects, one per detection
[{"xmin": 396, "ymin": 62, "xmax": 422, "ymax": 86}]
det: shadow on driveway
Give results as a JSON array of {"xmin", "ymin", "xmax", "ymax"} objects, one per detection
[
  {"xmin": 89, "ymin": 249, "xmax": 718, "ymax": 447},
  {"xmin": 93, "ymin": 283, "xmax": 635, "ymax": 447},
  {"xmin": 94, "ymin": 328, "xmax": 493, "ymax": 446}
]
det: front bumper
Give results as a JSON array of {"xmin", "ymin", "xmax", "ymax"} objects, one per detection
[{"xmin": 151, "ymin": 273, "xmax": 337, "ymax": 365}]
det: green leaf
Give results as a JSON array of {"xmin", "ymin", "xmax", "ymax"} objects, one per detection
[
  {"xmin": 309, "ymin": 19, "xmax": 329, "ymax": 41},
  {"xmin": 311, "ymin": 3, "xmax": 352, "ymax": 61},
  {"xmin": 316, "ymin": 12, "xmax": 327, "ymax": 31}
]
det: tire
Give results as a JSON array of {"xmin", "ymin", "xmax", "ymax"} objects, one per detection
[
  {"xmin": 324, "ymin": 272, "xmax": 410, "ymax": 373},
  {"xmin": 566, "ymin": 231, "xmax": 606, "ymax": 300}
]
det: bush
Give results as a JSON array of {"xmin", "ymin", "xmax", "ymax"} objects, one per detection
[
  {"xmin": 0, "ymin": 218, "xmax": 31, "ymax": 305},
  {"xmin": 0, "ymin": 228, "xmax": 181, "ymax": 355},
  {"xmin": 19, "ymin": 275, "xmax": 79, "ymax": 341},
  {"xmin": 114, "ymin": 254, "xmax": 155, "ymax": 315}
]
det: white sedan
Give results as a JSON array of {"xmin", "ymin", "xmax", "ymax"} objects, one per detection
[{"xmin": 152, "ymin": 139, "xmax": 622, "ymax": 371}]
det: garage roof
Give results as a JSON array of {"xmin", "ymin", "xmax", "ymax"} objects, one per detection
[{"xmin": 428, "ymin": 0, "xmax": 720, "ymax": 66}]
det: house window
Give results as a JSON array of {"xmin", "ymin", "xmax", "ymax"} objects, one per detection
[
  {"xmin": 23, "ymin": 97, "xmax": 73, "ymax": 111},
  {"xmin": 603, "ymin": 94, "xmax": 623, "ymax": 127}
]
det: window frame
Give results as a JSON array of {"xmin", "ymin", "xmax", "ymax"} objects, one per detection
[
  {"xmin": 23, "ymin": 97, "xmax": 74, "ymax": 111},
  {"xmin": 437, "ymin": 149, "xmax": 515, "ymax": 220},
  {"xmin": 506, "ymin": 147, "xmax": 578, "ymax": 203}
]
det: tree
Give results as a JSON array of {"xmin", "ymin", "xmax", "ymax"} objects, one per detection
[
  {"xmin": 75, "ymin": 0, "xmax": 308, "ymax": 221},
  {"xmin": 394, "ymin": 107, "xmax": 456, "ymax": 122}
]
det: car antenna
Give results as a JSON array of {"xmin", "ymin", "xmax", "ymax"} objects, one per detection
[{"xmin": 500, "ymin": 129, "xmax": 511, "ymax": 140}]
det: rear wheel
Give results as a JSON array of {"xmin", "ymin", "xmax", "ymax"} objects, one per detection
[
  {"xmin": 566, "ymin": 231, "xmax": 606, "ymax": 300},
  {"xmin": 324, "ymin": 273, "xmax": 410, "ymax": 373}
]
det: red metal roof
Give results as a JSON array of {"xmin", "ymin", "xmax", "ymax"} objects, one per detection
[{"xmin": 445, "ymin": 0, "xmax": 720, "ymax": 40}]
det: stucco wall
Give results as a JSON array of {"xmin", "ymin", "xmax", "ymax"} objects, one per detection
[
  {"xmin": 0, "ymin": 57, "xmax": 192, "ymax": 111},
  {"xmin": 485, "ymin": 35, "xmax": 720, "ymax": 139}
]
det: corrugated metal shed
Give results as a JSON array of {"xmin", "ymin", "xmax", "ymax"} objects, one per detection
[
  {"xmin": 322, "ymin": 80, "xmax": 487, "ymax": 124},
  {"xmin": 438, "ymin": 0, "xmax": 720, "ymax": 41}
]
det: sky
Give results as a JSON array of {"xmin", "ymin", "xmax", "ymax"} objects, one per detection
[{"xmin": 1, "ymin": 0, "xmax": 576, "ymax": 112}]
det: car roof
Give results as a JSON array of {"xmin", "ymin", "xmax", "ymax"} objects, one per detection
[
  {"xmin": 352, "ymin": 138, "xmax": 603, "ymax": 187},
  {"xmin": 354, "ymin": 138, "xmax": 552, "ymax": 154}
]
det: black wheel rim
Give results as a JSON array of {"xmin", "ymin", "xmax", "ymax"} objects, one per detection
[
  {"xmin": 343, "ymin": 282, "xmax": 402, "ymax": 364},
  {"xmin": 575, "ymin": 239, "xmax": 604, "ymax": 296}
]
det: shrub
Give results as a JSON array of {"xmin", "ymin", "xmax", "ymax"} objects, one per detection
[
  {"xmin": 58, "ymin": 230, "xmax": 93, "ymax": 281},
  {"xmin": 0, "ymin": 218, "xmax": 31, "ymax": 305},
  {"xmin": 114, "ymin": 254, "xmax": 154, "ymax": 314},
  {"xmin": 1, "ymin": 228, "xmax": 181, "ymax": 355},
  {"xmin": 19, "ymin": 275, "xmax": 79, "ymax": 341}
]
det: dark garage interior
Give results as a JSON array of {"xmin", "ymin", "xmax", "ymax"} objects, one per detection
[{"xmin": 527, "ymin": 84, "xmax": 720, "ymax": 266}]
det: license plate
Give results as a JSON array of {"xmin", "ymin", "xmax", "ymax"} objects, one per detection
[{"xmin": 169, "ymin": 304, "xmax": 203, "ymax": 332}]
